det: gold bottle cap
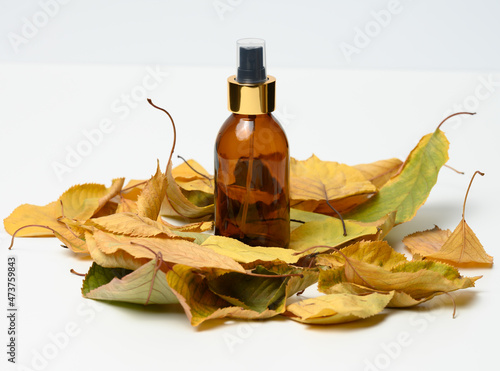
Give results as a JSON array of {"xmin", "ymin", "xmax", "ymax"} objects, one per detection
[{"xmin": 227, "ymin": 75, "xmax": 276, "ymax": 115}]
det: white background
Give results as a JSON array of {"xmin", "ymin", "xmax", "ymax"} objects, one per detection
[{"xmin": 1, "ymin": 1, "xmax": 499, "ymax": 371}]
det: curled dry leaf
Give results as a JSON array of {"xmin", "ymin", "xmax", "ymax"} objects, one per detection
[
  {"xmin": 136, "ymin": 162, "xmax": 168, "ymax": 221},
  {"xmin": 283, "ymin": 291, "xmax": 394, "ymax": 325},
  {"xmin": 166, "ymin": 263, "xmax": 317, "ymax": 326},
  {"xmin": 317, "ymin": 240, "xmax": 480, "ymax": 307},
  {"xmin": 160, "ymin": 161, "xmax": 214, "ymax": 221}
]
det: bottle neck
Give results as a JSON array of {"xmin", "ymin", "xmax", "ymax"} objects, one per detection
[{"xmin": 227, "ymin": 75, "xmax": 276, "ymax": 115}]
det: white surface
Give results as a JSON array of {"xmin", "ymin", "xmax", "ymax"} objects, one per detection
[
  {"xmin": 1, "ymin": 0, "xmax": 500, "ymax": 71},
  {"xmin": 1, "ymin": 65, "xmax": 499, "ymax": 371}
]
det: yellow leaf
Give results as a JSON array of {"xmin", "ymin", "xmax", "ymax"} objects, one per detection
[
  {"xmin": 60, "ymin": 178, "xmax": 124, "ymax": 220},
  {"xmin": 283, "ymin": 292, "xmax": 394, "ymax": 325},
  {"xmin": 159, "ymin": 218, "xmax": 213, "ymax": 233},
  {"xmin": 290, "ymin": 154, "xmax": 377, "ymax": 206},
  {"xmin": 427, "ymin": 220, "xmax": 493, "ymax": 266},
  {"xmin": 317, "ymin": 241, "xmax": 480, "ymax": 307},
  {"xmin": 86, "ymin": 232, "xmax": 146, "ymax": 270},
  {"xmin": 316, "ymin": 241, "xmax": 407, "ymax": 270},
  {"xmin": 87, "ymin": 212, "xmax": 184, "ymax": 239},
  {"xmin": 4, "ymin": 201, "xmax": 88, "ymax": 252},
  {"xmin": 354, "ymin": 158, "xmax": 403, "ymax": 189},
  {"xmin": 90, "ymin": 230, "xmax": 245, "ymax": 272},
  {"xmin": 172, "ymin": 159, "xmax": 214, "ymax": 195},
  {"xmin": 201, "ymin": 235, "xmax": 306, "ymax": 264},
  {"xmin": 136, "ymin": 162, "xmax": 167, "ymax": 221},
  {"xmin": 161, "ymin": 161, "xmax": 214, "ymax": 221},
  {"xmin": 403, "ymin": 171, "xmax": 493, "ymax": 267},
  {"xmin": 403, "ymin": 226, "xmax": 451, "ymax": 256}
]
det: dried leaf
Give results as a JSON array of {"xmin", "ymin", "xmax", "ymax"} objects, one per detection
[
  {"xmin": 87, "ymin": 212, "xmax": 183, "ymax": 239},
  {"xmin": 90, "ymin": 230, "xmax": 245, "ymax": 272},
  {"xmin": 403, "ymin": 171, "xmax": 493, "ymax": 266},
  {"xmin": 403, "ymin": 226, "xmax": 451, "ymax": 256},
  {"xmin": 318, "ymin": 241, "xmax": 480, "ymax": 307},
  {"xmin": 316, "ymin": 241, "xmax": 407, "ymax": 270},
  {"xmin": 172, "ymin": 158, "xmax": 214, "ymax": 194},
  {"xmin": 137, "ymin": 162, "xmax": 168, "ymax": 221},
  {"xmin": 4, "ymin": 201, "xmax": 87, "ymax": 252},
  {"xmin": 161, "ymin": 161, "xmax": 214, "ymax": 221},
  {"xmin": 345, "ymin": 128, "xmax": 449, "ymax": 224},
  {"xmin": 166, "ymin": 263, "xmax": 317, "ymax": 326},
  {"xmin": 201, "ymin": 235, "xmax": 307, "ymax": 264},
  {"xmin": 82, "ymin": 261, "xmax": 178, "ymax": 305},
  {"xmin": 289, "ymin": 217, "xmax": 378, "ymax": 252},
  {"xmin": 60, "ymin": 178, "xmax": 124, "ymax": 220},
  {"xmin": 86, "ymin": 231, "xmax": 147, "ymax": 271},
  {"xmin": 283, "ymin": 291, "xmax": 394, "ymax": 325},
  {"xmin": 427, "ymin": 221, "xmax": 493, "ymax": 266},
  {"xmin": 166, "ymin": 264, "xmax": 280, "ymax": 326},
  {"xmin": 290, "ymin": 155, "xmax": 377, "ymax": 213},
  {"xmin": 354, "ymin": 158, "xmax": 403, "ymax": 189}
]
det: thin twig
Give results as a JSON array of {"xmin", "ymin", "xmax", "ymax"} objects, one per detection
[
  {"xmin": 121, "ymin": 180, "xmax": 148, "ymax": 194},
  {"xmin": 70, "ymin": 269, "xmax": 86, "ymax": 277},
  {"xmin": 322, "ymin": 185, "xmax": 347, "ymax": 236},
  {"xmin": 177, "ymin": 155, "xmax": 213, "ymax": 187},
  {"xmin": 147, "ymin": 99, "xmax": 177, "ymax": 169},
  {"xmin": 437, "ymin": 112, "xmax": 475, "ymax": 131},
  {"xmin": 8, "ymin": 224, "xmax": 58, "ymax": 250},
  {"xmin": 462, "ymin": 170, "xmax": 485, "ymax": 219},
  {"xmin": 444, "ymin": 164, "xmax": 464, "ymax": 175}
]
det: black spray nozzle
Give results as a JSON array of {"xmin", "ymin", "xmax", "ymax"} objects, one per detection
[{"xmin": 236, "ymin": 38, "xmax": 267, "ymax": 84}]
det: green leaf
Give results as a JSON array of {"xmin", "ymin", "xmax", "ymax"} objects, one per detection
[
  {"xmin": 82, "ymin": 263, "xmax": 132, "ymax": 296},
  {"xmin": 206, "ymin": 267, "xmax": 288, "ymax": 313},
  {"xmin": 83, "ymin": 260, "xmax": 178, "ymax": 305},
  {"xmin": 345, "ymin": 129, "xmax": 449, "ymax": 224},
  {"xmin": 289, "ymin": 216, "xmax": 378, "ymax": 252}
]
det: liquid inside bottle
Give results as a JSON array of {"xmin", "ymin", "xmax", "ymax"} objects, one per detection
[{"xmin": 215, "ymin": 113, "xmax": 290, "ymax": 248}]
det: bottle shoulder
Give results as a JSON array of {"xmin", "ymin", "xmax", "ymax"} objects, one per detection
[{"xmin": 216, "ymin": 113, "xmax": 289, "ymax": 146}]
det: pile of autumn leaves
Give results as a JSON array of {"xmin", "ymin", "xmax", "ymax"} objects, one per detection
[{"xmin": 4, "ymin": 115, "xmax": 493, "ymax": 327}]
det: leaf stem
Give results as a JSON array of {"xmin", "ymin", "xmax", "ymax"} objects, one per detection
[
  {"xmin": 177, "ymin": 155, "xmax": 213, "ymax": 187},
  {"xmin": 436, "ymin": 112, "xmax": 475, "ymax": 131},
  {"xmin": 462, "ymin": 170, "xmax": 485, "ymax": 219},
  {"xmin": 70, "ymin": 269, "xmax": 86, "ymax": 277},
  {"xmin": 244, "ymin": 271, "xmax": 304, "ymax": 279},
  {"xmin": 444, "ymin": 164, "xmax": 464, "ymax": 175},
  {"xmin": 322, "ymin": 185, "xmax": 347, "ymax": 236},
  {"xmin": 147, "ymin": 99, "xmax": 177, "ymax": 169},
  {"xmin": 8, "ymin": 224, "xmax": 59, "ymax": 250},
  {"xmin": 121, "ymin": 180, "xmax": 148, "ymax": 194}
]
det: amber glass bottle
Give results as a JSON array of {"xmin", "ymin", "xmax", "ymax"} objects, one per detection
[{"xmin": 214, "ymin": 39, "xmax": 290, "ymax": 248}]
